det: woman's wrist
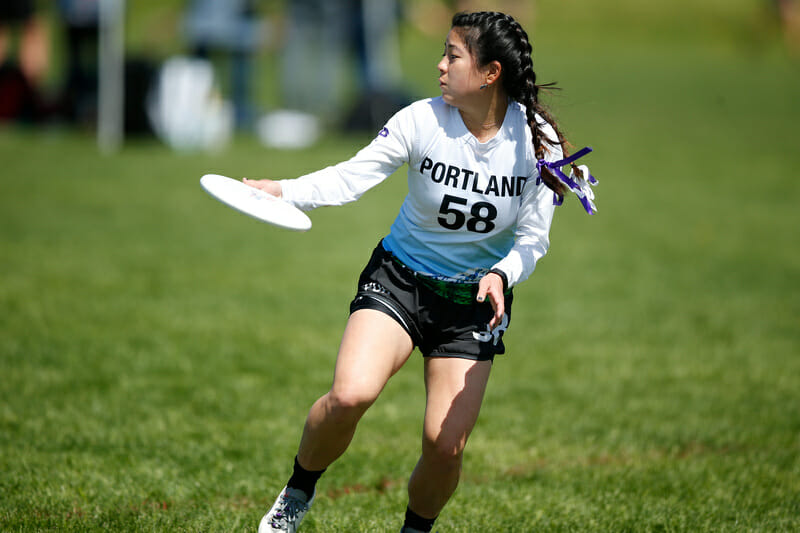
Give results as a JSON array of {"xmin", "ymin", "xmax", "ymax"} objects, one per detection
[{"xmin": 488, "ymin": 268, "xmax": 508, "ymax": 292}]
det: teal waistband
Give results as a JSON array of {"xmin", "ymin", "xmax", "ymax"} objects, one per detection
[{"xmin": 388, "ymin": 255, "xmax": 510, "ymax": 305}]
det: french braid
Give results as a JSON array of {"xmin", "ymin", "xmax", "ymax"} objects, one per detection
[{"xmin": 451, "ymin": 11, "xmax": 571, "ymax": 196}]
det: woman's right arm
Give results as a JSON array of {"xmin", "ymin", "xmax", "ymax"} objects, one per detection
[{"xmin": 272, "ymin": 105, "xmax": 417, "ymax": 211}]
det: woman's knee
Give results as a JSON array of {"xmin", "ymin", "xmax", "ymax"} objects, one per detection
[
  {"xmin": 324, "ymin": 387, "xmax": 377, "ymax": 421},
  {"xmin": 421, "ymin": 432, "xmax": 467, "ymax": 466}
]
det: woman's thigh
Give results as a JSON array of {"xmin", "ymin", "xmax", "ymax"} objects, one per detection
[
  {"xmin": 421, "ymin": 357, "xmax": 493, "ymax": 454},
  {"xmin": 329, "ymin": 308, "xmax": 415, "ymax": 404}
]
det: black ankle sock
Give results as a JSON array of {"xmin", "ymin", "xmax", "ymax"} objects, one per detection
[
  {"xmin": 403, "ymin": 506, "xmax": 437, "ymax": 532},
  {"xmin": 286, "ymin": 456, "xmax": 326, "ymax": 500}
]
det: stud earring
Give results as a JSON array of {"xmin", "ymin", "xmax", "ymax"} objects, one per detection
[{"xmin": 480, "ymin": 83, "xmax": 489, "ymax": 90}]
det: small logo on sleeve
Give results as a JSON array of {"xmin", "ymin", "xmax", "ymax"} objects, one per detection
[{"xmin": 377, "ymin": 127, "xmax": 389, "ymax": 138}]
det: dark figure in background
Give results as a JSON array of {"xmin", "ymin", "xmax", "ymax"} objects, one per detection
[
  {"xmin": 55, "ymin": 0, "xmax": 154, "ymax": 133},
  {"xmin": 57, "ymin": 0, "xmax": 99, "ymax": 125},
  {"xmin": 0, "ymin": 0, "xmax": 49, "ymax": 122},
  {"xmin": 183, "ymin": 0, "xmax": 263, "ymax": 130}
]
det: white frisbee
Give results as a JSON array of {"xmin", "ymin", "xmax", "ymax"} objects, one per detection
[{"xmin": 200, "ymin": 174, "xmax": 312, "ymax": 232}]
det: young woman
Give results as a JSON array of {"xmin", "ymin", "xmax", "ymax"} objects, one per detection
[{"xmin": 248, "ymin": 11, "xmax": 597, "ymax": 533}]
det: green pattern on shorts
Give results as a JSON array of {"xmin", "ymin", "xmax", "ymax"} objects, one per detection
[{"xmin": 415, "ymin": 275, "xmax": 478, "ymax": 305}]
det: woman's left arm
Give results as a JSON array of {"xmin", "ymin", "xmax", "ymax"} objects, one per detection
[
  {"xmin": 489, "ymin": 171, "xmax": 558, "ymax": 288},
  {"xmin": 489, "ymin": 125, "xmax": 562, "ymax": 288}
]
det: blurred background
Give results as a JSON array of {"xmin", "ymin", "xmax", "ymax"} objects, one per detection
[
  {"xmin": 1, "ymin": 0, "xmax": 796, "ymax": 149},
  {"xmin": 2, "ymin": 0, "xmax": 428, "ymax": 149},
  {"xmin": 1, "ymin": 1, "xmax": 799, "ymax": 531}
]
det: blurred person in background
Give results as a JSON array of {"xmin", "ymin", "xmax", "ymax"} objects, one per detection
[
  {"xmin": 183, "ymin": 0, "xmax": 264, "ymax": 130},
  {"xmin": 772, "ymin": 0, "xmax": 800, "ymax": 50},
  {"xmin": 279, "ymin": 0, "xmax": 409, "ymax": 131},
  {"xmin": 57, "ymin": 0, "xmax": 99, "ymax": 125},
  {"xmin": 0, "ymin": 0, "xmax": 49, "ymax": 121},
  {"xmin": 56, "ymin": 0, "xmax": 154, "ymax": 134},
  {"xmin": 279, "ymin": 0, "xmax": 348, "ymax": 122}
]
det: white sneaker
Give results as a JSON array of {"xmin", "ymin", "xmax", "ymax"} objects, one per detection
[{"xmin": 258, "ymin": 486, "xmax": 315, "ymax": 533}]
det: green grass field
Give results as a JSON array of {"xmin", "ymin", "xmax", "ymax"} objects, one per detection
[{"xmin": 2, "ymin": 1, "xmax": 799, "ymax": 531}]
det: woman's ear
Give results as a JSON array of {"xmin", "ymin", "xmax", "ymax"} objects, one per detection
[{"xmin": 485, "ymin": 60, "xmax": 502, "ymax": 85}]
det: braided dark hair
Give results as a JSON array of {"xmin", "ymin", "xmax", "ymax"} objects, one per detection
[{"xmin": 451, "ymin": 11, "xmax": 570, "ymax": 196}]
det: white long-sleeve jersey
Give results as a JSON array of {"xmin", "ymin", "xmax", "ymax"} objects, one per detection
[{"xmin": 281, "ymin": 97, "xmax": 561, "ymax": 288}]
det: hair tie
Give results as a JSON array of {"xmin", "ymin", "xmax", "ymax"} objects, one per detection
[{"xmin": 536, "ymin": 147, "xmax": 598, "ymax": 214}]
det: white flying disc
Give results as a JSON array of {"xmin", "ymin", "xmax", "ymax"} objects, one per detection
[{"xmin": 200, "ymin": 174, "xmax": 312, "ymax": 232}]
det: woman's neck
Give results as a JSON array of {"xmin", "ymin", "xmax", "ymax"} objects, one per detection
[{"xmin": 459, "ymin": 94, "xmax": 509, "ymax": 143}]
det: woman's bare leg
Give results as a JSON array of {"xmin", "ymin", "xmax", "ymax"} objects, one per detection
[
  {"xmin": 407, "ymin": 357, "xmax": 492, "ymax": 519},
  {"xmin": 296, "ymin": 309, "xmax": 414, "ymax": 471}
]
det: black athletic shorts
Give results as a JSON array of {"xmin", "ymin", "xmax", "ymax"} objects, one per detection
[{"xmin": 349, "ymin": 241, "xmax": 513, "ymax": 361}]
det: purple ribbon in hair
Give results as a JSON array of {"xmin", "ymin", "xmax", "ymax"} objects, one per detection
[{"xmin": 536, "ymin": 146, "xmax": 598, "ymax": 215}]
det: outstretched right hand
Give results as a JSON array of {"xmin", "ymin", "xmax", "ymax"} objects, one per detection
[{"xmin": 242, "ymin": 178, "xmax": 282, "ymax": 198}]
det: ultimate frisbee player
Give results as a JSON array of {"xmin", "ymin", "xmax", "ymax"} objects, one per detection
[{"xmin": 245, "ymin": 11, "xmax": 597, "ymax": 532}]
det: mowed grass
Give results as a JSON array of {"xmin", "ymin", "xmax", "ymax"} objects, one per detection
[{"xmin": 2, "ymin": 1, "xmax": 799, "ymax": 531}]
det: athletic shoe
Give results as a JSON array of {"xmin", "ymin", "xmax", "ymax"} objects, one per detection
[{"xmin": 258, "ymin": 486, "xmax": 315, "ymax": 533}]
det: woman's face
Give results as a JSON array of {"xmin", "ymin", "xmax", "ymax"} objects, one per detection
[{"xmin": 437, "ymin": 29, "xmax": 485, "ymax": 107}]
